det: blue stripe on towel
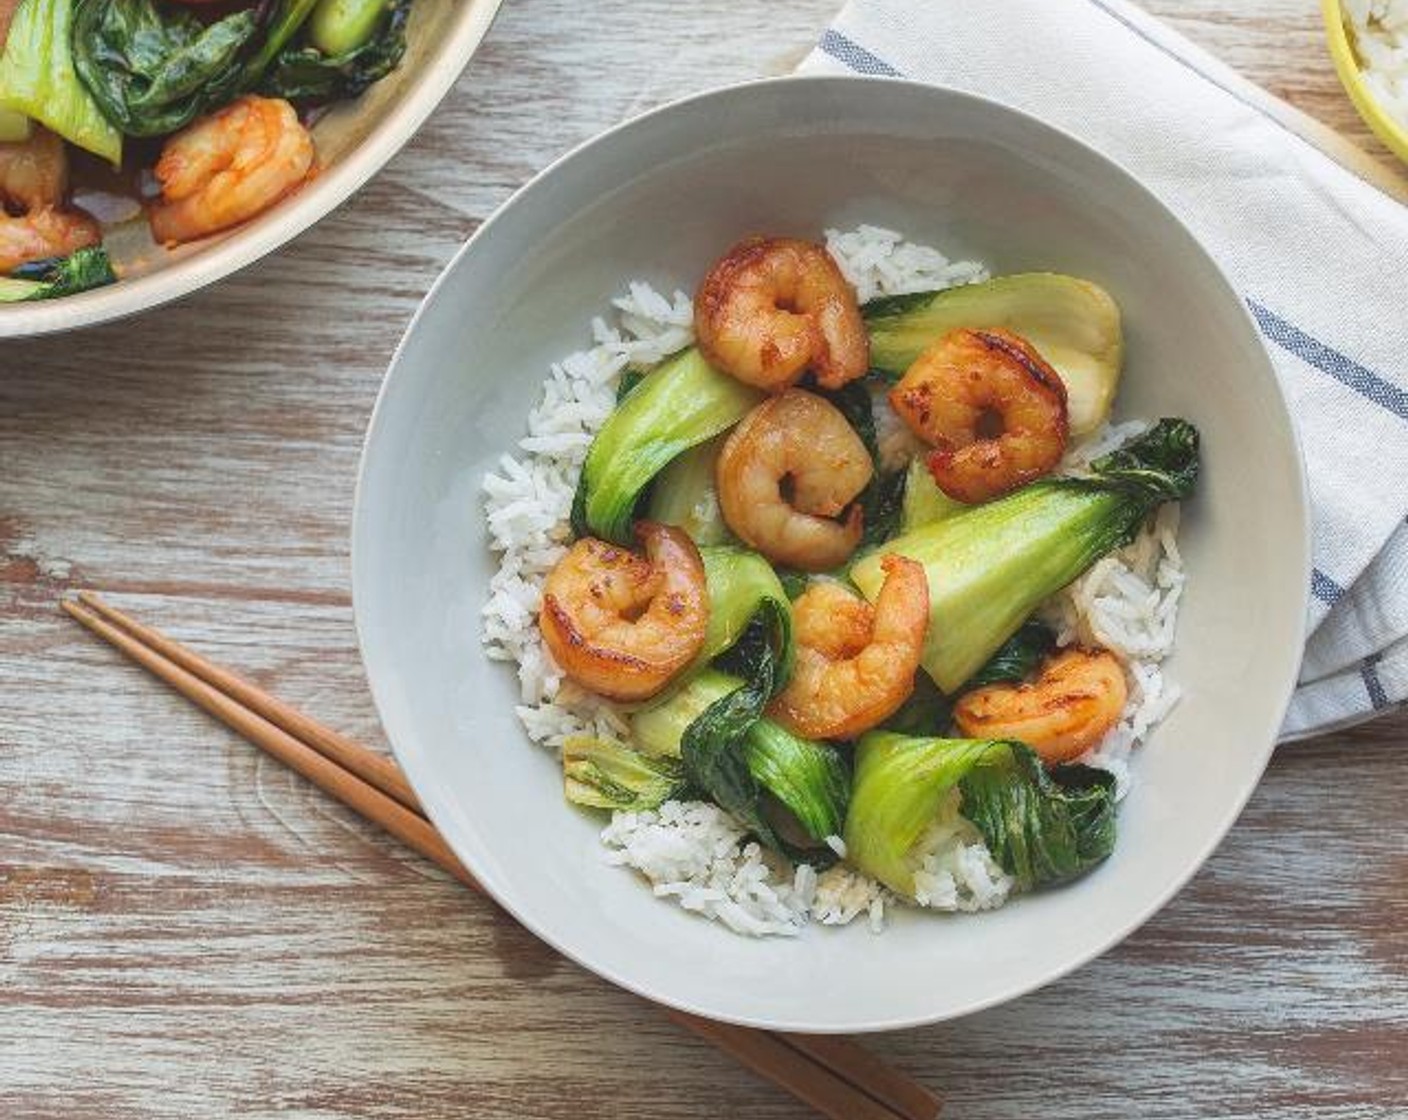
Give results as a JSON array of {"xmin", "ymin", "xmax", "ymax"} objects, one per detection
[
  {"xmin": 1248, "ymin": 301, "xmax": 1408, "ymax": 421},
  {"xmin": 1361, "ymin": 652, "xmax": 1389, "ymax": 710},
  {"xmin": 1311, "ymin": 568, "xmax": 1346, "ymax": 605},
  {"xmin": 818, "ymin": 28, "xmax": 903, "ymax": 76}
]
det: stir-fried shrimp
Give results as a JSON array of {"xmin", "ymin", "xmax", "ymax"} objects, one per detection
[
  {"xmin": 954, "ymin": 646, "xmax": 1126, "ymax": 764},
  {"xmin": 0, "ymin": 208, "xmax": 100, "ymax": 272},
  {"xmin": 0, "ymin": 127, "xmax": 99, "ymax": 271},
  {"xmin": 0, "ymin": 126, "xmax": 68, "ymax": 212},
  {"xmin": 539, "ymin": 521, "xmax": 709, "ymax": 702},
  {"xmin": 694, "ymin": 236, "xmax": 868, "ymax": 391},
  {"xmin": 149, "ymin": 96, "xmax": 315, "ymax": 246},
  {"xmin": 769, "ymin": 556, "xmax": 929, "ymax": 739},
  {"xmin": 890, "ymin": 327, "xmax": 1069, "ymax": 504},
  {"xmin": 716, "ymin": 389, "xmax": 873, "ymax": 571}
]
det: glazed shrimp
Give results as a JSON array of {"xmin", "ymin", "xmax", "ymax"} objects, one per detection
[
  {"xmin": 149, "ymin": 96, "xmax": 315, "ymax": 246},
  {"xmin": 539, "ymin": 521, "xmax": 709, "ymax": 702},
  {"xmin": 694, "ymin": 236, "xmax": 868, "ymax": 391},
  {"xmin": 889, "ymin": 327, "xmax": 1069, "ymax": 504},
  {"xmin": 769, "ymin": 556, "xmax": 929, "ymax": 740},
  {"xmin": 716, "ymin": 389, "xmax": 873, "ymax": 571},
  {"xmin": 953, "ymin": 646, "xmax": 1127, "ymax": 764},
  {"xmin": 0, "ymin": 127, "xmax": 99, "ymax": 271}
]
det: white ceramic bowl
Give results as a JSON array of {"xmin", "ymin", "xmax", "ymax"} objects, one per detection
[
  {"xmin": 0, "ymin": 0, "xmax": 501, "ymax": 339},
  {"xmin": 353, "ymin": 77, "xmax": 1309, "ymax": 1033}
]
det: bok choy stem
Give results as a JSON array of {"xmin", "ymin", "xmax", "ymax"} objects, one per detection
[{"xmin": 851, "ymin": 419, "xmax": 1199, "ymax": 693}]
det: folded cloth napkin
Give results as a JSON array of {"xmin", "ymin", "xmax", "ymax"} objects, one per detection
[{"xmin": 800, "ymin": 0, "xmax": 1408, "ymax": 740}]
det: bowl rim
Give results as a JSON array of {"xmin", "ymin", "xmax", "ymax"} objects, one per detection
[
  {"xmin": 0, "ymin": 0, "xmax": 504, "ymax": 340},
  {"xmin": 352, "ymin": 73, "xmax": 1312, "ymax": 1032},
  {"xmin": 1321, "ymin": 0, "xmax": 1408, "ymax": 166}
]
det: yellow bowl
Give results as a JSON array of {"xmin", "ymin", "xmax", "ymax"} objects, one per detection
[{"xmin": 1322, "ymin": 0, "xmax": 1408, "ymax": 165}]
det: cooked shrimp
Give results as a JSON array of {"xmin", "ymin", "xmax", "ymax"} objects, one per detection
[
  {"xmin": 0, "ymin": 126, "xmax": 68, "ymax": 212},
  {"xmin": 889, "ymin": 327, "xmax": 1069, "ymax": 504},
  {"xmin": 694, "ymin": 236, "xmax": 868, "ymax": 391},
  {"xmin": 149, "ymin": 96, "xmax": 315, "ymax": 246},
  {"xmin": 769, "ymin": 556, "xmax": 929, "ymax": 739},
  {"xmin": 0, "ymin": 127, "xmax": 100, "ymax": 271},
  {"xmin": 953, "ymin": 646, "xmax": 1127, "ymax": 764},
  {"xmin": 716, "ymin": 389, "xmax": 873, "ymax": 571},
  {"xmin": 539, "ymin": 521, "xmax": 709, "ymax": 703},
  {"xmin": 0, "ymin": 208, "xmax": 100, "ymax": 272}
]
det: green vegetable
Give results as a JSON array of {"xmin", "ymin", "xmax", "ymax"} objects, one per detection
[
  {"xmin": 0, "ymin": 108, "xmax": 31, "ymax": 141},
  {"xmin": 632, "ymin": 668, "xmax": 739, "ymax": 758},
  {"xmin": 864, "ymin": 273, "xmax": 1124, "ymax": 438},
  {"xmin": 966, "ymin": 621, "xmax": 1056, "ymax": 690},
  {"xmin": 819, "ymin": 379, "xmax": 906, "ymax": 549},
  {"xmin": 310, "ymin": 0, "xmax": 388, "ymax": 56},
  {"xmin": 261, "ymin": 0, "xmax": 409, "ymax": 102},
  {"xmin": 562, "ymin": 736, "xmax": 686, "ymax": 812},
  {"xmin": 742, "ymin": 719, "xmax": 850, "ymax": 843},
  {"xmin": 695, "ymin": 545, "xmax": 793, "ymax": 680},
  {"xmin": 0, "ymin": 0, "xmax": 121, "ymax": 162},
  {"xmin": 844, "ymin": 732, "xmax": 1117, "ymax": 897},
  {"xmin": 844, "ymin": 732, "xmax": 997, "ymax": 895},
  {"xmin": 0, "ymin": 246, "xmax": 116, "ymax": 302},
  {"xmin": 572, "ymin": 348, "xmax": 762, "ymax": 544},
  {"xmin": 664, "ymin": 606, "xmax": 848, "ymax": 854},
  {"xmin": 851, "ymin": 420, "xmax": 1198, "ymax": 692},
  {"xmin": 899, "ymin": 457, "xmax": 966, "ymax": 532},
  {"xmin": 245, "ymin": 0, "xmax": 322, "ymax": 84},
  {"xmin": 958, "ymin": 744, "xmax": 1116, "ymax": 891},
  {"xmin": 71, "ymin": 0, "xmax": 259, "ymax": 138},
  {"xmin": 646, "ymin": 435, "xmax": 732, "ymax": 546}
]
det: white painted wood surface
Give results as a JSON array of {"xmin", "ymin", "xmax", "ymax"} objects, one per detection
[{"xmin": 2, "ymin": 1, "xmax": 1404, "ymax": 1116}]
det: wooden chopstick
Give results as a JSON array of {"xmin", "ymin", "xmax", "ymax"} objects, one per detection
[
  {"xmin": 61, "ymin": 599, "xmax": 468, "ymax": 886},
  {"xmin": 64, "ymin": 593, "xmax": 941, "ymax": 1120},
  {"xmin": 75, "ymin": 591, "xmax": 421, "ymax": 814}
]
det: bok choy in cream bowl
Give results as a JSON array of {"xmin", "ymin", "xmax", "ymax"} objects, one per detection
[
  {"xmin": 353, "ymin": 77, "xmax": 1310, "ymax": 1032},
  {"xmin": 0, "ymin": 0, "xmax": 501, "ymax": 337}
]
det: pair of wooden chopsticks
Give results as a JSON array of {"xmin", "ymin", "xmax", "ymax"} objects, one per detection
[{"xmin": 63, "ymin": 592, "xmax": 940, "ymax": 1120}]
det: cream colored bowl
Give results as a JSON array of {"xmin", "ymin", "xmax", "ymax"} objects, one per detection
[
  {"xmin": 0, "ymin": 0, "xmax": 501, "ymax": 339},
  {"xmin": 354, "ymin": 77, "xmax": 1310, "ymax": 1032}
]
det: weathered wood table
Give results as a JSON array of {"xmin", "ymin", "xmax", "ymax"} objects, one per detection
[{"xmin": 3, "ymin": 1, "xmax": 1404, "ymax": 1116}]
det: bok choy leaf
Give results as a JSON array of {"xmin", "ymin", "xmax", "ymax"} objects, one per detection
[
  {"xmin": 0, "ymin": 246, "xmax": 116, "ymax": 301},
  {"xmin": 845, "ymin": 731, "xmax": 1117, "ymax": 897},
  {"xmin": 851, "ymin": 419, "xmax": 1199, "ymax": 693},
  {"xmin": 71, "ymin": 0, "xmax": 258, "ymax": 137}
]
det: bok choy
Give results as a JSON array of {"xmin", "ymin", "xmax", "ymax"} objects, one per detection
[
  {"xmin": 0, "ymin": 246, "xmax": 116, "ymax": 301},
  {"xmin": 0, "ymin": 0, "xmax": 121, "ymax": 163},
  {"xmin": 572, "ymin": 348, "xmax": 762, "ymax": 545},
  {"xmin": 646, "ymin": 435, "xmax": 731, "ymax": 546},
  {"xmin": 851, "ymin": 419, "xmax": 1199, "ymax": 693},
  {"xmin": 864, "ymin": 273, "xmax": 1123, "ymax": 438},
  {"xmin": 633, "ymin": 603, "xmax": 848, "ymax": 854},
  {"xmin": 562, "ymin": 736, "xmax": 686, "ymax": 812},
  {"xmin": 262, "ymin": 0, "xmax": 410, "ymax": 102},
  {"xmin": 845, "ymin": 731, "xmax": 1117, "ymax": 897},
  {"xmin": 71, "ymin": 0, "xmax": 259, "ymax": 137}
]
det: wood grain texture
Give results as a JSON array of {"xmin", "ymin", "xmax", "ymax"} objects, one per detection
[{"xmin": 1, "ymin": 1, "xmax": 1404, "ymax": 1117}]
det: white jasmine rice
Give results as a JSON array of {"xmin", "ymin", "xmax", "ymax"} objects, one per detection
[
  {"xmin": 1345, "ymin": 0, "xmax": 1408, "ymax": 129},
  {"xmin": 481, "ymin": 226, "xmax": 1186, "ymax": 936}
]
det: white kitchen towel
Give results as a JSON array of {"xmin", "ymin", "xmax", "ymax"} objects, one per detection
[{"xmin": 801, "ymin": 0, "xmax": 1408, "ymax": 740}]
